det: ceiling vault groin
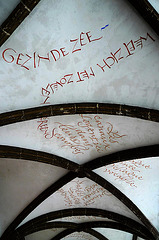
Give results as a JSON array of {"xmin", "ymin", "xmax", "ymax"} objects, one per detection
[
  {"xmin": 14, "ymin": 209, "xmax": 152, "ymax": 239},
  {"xmin": 0, "ymin": 103, "xmax": 159, "ymax": 127},
  {"xmin": 0, "ymin": 0, "xmax": 41, "ymax": 47},
  {"xmin": 1, "ymin": 145, "xmax": 159, "ymax": 239},
  {"xmin": 15, "ymin": 221, "xmax": 145, "ymax": 240},
  {"xmin": 0, "ymin": 1, "xmax": 158, "ymax": 240}
]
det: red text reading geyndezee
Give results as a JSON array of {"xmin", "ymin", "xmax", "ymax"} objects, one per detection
[{"xmin": 2, "ymin": 31, "xmax": 103, "ymax": 71}]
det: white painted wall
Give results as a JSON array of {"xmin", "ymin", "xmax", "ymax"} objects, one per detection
[
  {"xmin": 0, "ymin": 0, "xmax": 159, "ymax": 113},
  {"xmin": 0, "ymin": 1, "xmax": 159, "ymax": 239},
  {"xmin": 0, "ymin": 115, "xmax": 158, "ymax": 163},
  {"xmin": 148, "ymin": 0, "xmax": 159, "ymax": 12}
]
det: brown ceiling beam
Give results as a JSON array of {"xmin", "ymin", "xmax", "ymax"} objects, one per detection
[
  {"xmin": 15, "ymin": 221, "xmax": 110, "ymax": 239},
  {"xmin": 0, "ymin": 145, "xmax": 79, "ymax": 172},
  {"xmin": 17, "ymin": 208, "xmax": 147, "ymax": 234},
  {"xmin": 12, "ymin": 222, "xmax": 111, "ymax": 240},
  {"xmin": 84, "ymin": 145, "xmax": 159, "ymax": 170},
  {"xmin": 132, "ymin": 234, "xmax": 138, "ymax": 240},
  {"xmin": 1, "ymin": 144, "xmax": 159, "ymax": 239},
  {"xmin": 84, "ymin": 169, "xmax": 159, "ymax": 239},
  {"xmin": 84, "ymin": 229, "xmax": 109, "ymax": 240},
  {"xmin": 3, "ymin": 164, "xmax": 157, "ymax": 239},
  {"xmin": 15, "ymin": 210, "xmax": 151, "ymax": 239},
  {"xmin": 1, "ymin": 144, "xmax": 159, "ymax": 174},
  {"xmin": 37, "ymin": 222, "xmax": 145, "ymax": 240},
  {"xmin": 0, "ymin": 0, "xmax": 158, "ymax": 47},
  {"xmin": 0, "ymin": 103, "xmax": 159, "ymax": 127},
  {"xmin": 0, "ymin": 0, "xmax": 41, "ymax": 47},
  {"xmin": 127, "ymin": 0, "xmax": 159, "ymax": 36}
]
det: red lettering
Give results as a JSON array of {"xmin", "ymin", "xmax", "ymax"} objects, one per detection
[
  {"xmin": 80, "ymin": 32, "xmax": 87, "ymax": 46},
  {"xmin": 145, "ymin": 165, "xmax": 150, "ymax": 169},
  {"xmin": 50, "ymin": 49, "xmax": 60, "ymax": 61},
  {"xmin": 94, "ymin": 115, "xmax": 102, "ymax": 120},
  {"xmin": 34, "ymin": 52, "xmax": 36, "ymax": 68},
  {"xmin": 60, "ymin": 47, "xmax": 69, "ymax": 57},
  {"xmin": 123, "ymin": 40, "xmax": 135, "ymax": 57},
  {"xmin": 89, "ymin": 67, "xmax": 95, "ymax": 76},
  {"xmin": 55, "ymin": 81, "xmax": 63, "ymax": 87},
  {"xmin": 16, "ymin": 53, "xmax": 24, "ymax": 66},
  {"xmin": 138, "ymin": 176, "xmax": 143, "ymax": 180},
  {"xmin": 146, "ymin": 32, "xmax": 155, "ymax": 41},
  {"xmin": 76, "ymin": 67, "xmax": 95, "ymax": 82},
  {"xmin": 60, "ymin": 77, "xmax": 67, "ymax": 85},
  {"xmin": 86, "ymin": 31, "xmax": 103, "ymax": 42},
  {"xmin": 97, "ymin": 58, "xmax": 111, "ymax": 72},
  {"xmin": 110, "ymin": 48, "xmax": 124, "ymax": 63},
  {"xmin": 65, "ymin": 74, "xmax": 73, "ymax": 84},
  {"xmin": 37, "ymin": 120, "xmax": 48, "ymax": 130},
  {"xmin": 45, "ymin": 129, "xmax": 54, "ymax": 139},
  {"xmin": 77, "ymin": 70, "xmax": 89, "ymax": 82},
  {"xmin": 38, "ymin": 53, "xmax": 50, "ymax": 67},
  {"xmin": 21, "ymin": 54, "xmax": 31, "ymax": 70},
  {"xmin": 41, "ymin": 87, "xmax": 50, "ymax": 97},
  {"xmin": 2, "ymin": 48, "xmax": 16, "ymax": 63},
  {"xmin": 70, "ymin": 38, "xmax": 81, "ymax": 53}
]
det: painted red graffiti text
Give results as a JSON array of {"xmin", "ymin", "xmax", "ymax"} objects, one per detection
[
  {"xmin": 41, "ymin": 67, "xmax": 95, "ymax": 104},
  {"xmin": 97, "ymin": 32, "xmax": 155, "ymax": 72},
  {"xmin": 2, "ymin": 31, "xmax": 103, "ymax": 71}
]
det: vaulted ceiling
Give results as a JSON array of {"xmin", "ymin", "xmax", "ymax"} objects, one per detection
[{"xmin": 0, "ymin": 1, "xmax": 159, "ymax": 240}]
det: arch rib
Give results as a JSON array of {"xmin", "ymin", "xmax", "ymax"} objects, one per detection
[
  {"xmin": 0, "ymin": 145, "xmax": 79, "ymax": 172},
  {"xmin": 1, "ymin": 145, "xmax": 159, "ymax": 239},
  {"xmin": 84, "ymin": 145, "xmax": 159, "ymax": 170},
  {"xmin": 49, "ymin": 228, "xmax": 109, "ymax": 240},
  {"xmin": 0, "ymin": 103, "xmax": 159, "ymax": 127},
  {"xmin": 0, "ymin": 172, "xmax": 77, "ymax": 240},
  {"xmin": 15, "ymin": 210, "xmax": 152, "ymax": 239},
  {"xmin": 0, "ymin": 0, "xmax": 41, "ymax": 47},
  {"xmin": 84, "ymin": 169, "xmax": 159, "ymax": 239}
]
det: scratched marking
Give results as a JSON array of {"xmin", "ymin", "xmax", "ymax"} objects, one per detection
[{"xmin": 101, "ymin": 24, "xmax": 109, "ymax": 30}]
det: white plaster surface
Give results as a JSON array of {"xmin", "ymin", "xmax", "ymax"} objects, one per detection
[
  {"xmin": 0, "ymin": 158, "xmax": 68, "ymax": 235},
  {"xmin": 94, "ymin": 157, "xmax": 159, "ymax": 230},
  {"xmin": 95, "ymin": 229, "xmax": 132, "ymax": 240},
  {"xmin": 19, "ymin": 177, "xmax": 140, "ymax": 227},
  {"xmin": 0, "ymin": 1, "xmax": 159, "ymax": 239},
  {"xmin": 0, "ymin": 0, "xmax": 159, "ymax": 113},
  {"xmin": 63, "ymin": 232, "xmax": 97, "ymax": 240},
  {"xmin": 26, "ymin": 229, "xmax": 132, "ymax": 240},
  {"xmin": 49, "ymin": 216, "xmax": 114, "ymax": 223},
  {"xmin": 25, "ymin": 229, "xmax": 65, "ymax": 240},
  {"xmin": 0, "ymin": 115, "xmax": 158, "ymax": 163},
  {"xmin": 148, "ymin": 0, "xmax": 159, "ymax": 12}
]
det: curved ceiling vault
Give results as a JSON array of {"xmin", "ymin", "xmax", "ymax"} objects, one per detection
[{"xmin": 0, "ymin": 0, "xmax": 159, "ymax": 240}]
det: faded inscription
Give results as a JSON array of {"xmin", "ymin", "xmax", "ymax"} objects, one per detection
[
  {"xmin": 57, "ymin": 180, "xmax": 111, "ymax": 207},
  {"xmin": 37, "ymin": 114, "xmax": 126, "ymax": 154},
  {"xmin": 41, "ymin": 32, "xmax": 155, "ymax": 104},
  {"xmin": 104, "ymin": 160, "xmax": 151, "ymax": 188}
]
